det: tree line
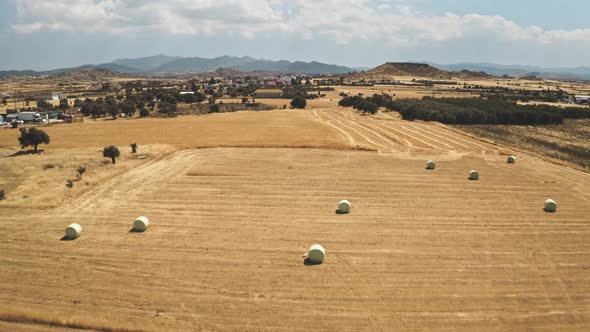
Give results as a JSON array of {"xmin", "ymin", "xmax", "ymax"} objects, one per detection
[
  {"xmin": 390, "ymin": 98, "xmax": 590, "ymax": 125},
  {"xmin": 338, "ymin": 93, "xmax": 396, "ymax": 115}
]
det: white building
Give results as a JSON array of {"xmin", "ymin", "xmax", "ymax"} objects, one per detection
[
  {"xmin": 51, "ymin": 92, "xmax": 66, "ymax": 100},
  {"xmin": 574, "ymin": 95, "xmax": 589, "ymax": 104}
]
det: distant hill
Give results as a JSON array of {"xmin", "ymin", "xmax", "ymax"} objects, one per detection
[
  {"xmin": 153, "ymin": 56, "xmax": 352, "ymax": 74},
  {"xmin": 49, "ymin": 69, "xmax": 128, "ymax": 83},
  {"xmin": 427, "ymin": 62, "xmax": 590, "ymax": 81},
  {"xmin": 367, "ymin": 62, "xmax": 490, "ymax": 79},
  {"xmin": 0, "ymin": 55, "xmax": 354, "ymax": 78},
  {"xmin": 112, "ymin": 54, "xmax": 183, "ymax": 72}
]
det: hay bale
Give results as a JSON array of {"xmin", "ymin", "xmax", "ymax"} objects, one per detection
[
  {"xmin": 338, "ymin": 200, "xmax": 351, "ymax": 214},
  {"xmin": 507, "ymin": 156, "xmax": 516, "ymax": 164},
  {"xmin": 469, "ymin": 170, "xmax": 479, "ymax": 180},
  {"xmin": 426, "ymin": 160, "xmax": 436, "ymax": 170},
  {"xmin": 308, "ymin": 244, "xmax": 325, "ymax": 264},
  {"xmin": 133, "ymin": 216, "xmax": 150, "ymax": 232},
  {"xmin": 544, "ymin": 199, "xmax": 557, "ymax": 213},
  {"xmin": 65, "ymin": 223, "xmax": 82, "ymax": 239}
]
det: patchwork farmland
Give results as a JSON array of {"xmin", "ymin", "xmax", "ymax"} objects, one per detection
[{"xmin": 0, "ymin": 107, "xmax": 588, "ymax": 331}]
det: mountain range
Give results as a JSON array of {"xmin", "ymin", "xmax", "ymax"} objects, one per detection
[
  {"xmin": 425, "ymin": 62, "xmax": 590, "ymax": 81},
  {"xmin": 0, "ymin": 54, "xmax": 354, "ymax": 78},
  {"xmin": 1, "ymin": 54, "xmax": 589, "ymax": 81}
]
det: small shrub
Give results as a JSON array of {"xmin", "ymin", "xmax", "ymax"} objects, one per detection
[
  {"xmin": 139, "ymin": 108, "xmax": 150, "ymax": 117},
  {"xmin": 210, "ymin": 104, "xmax": 220, "ymax": 113},
  {"xmin": 42, "ymin": 163, "xmax": 56, "ymax": 170},
  {"xmin": 0, "ymin": 190, "xmax": 5, "ymax": 201},
  {"xmin": 130, "ymin": 143, "xmax": 138, "ymax": 153},
  {"xmin": 66, "ymin": 179, "xmax": 74, "ymax": 188},
  {"xmin": 77, "ymin": 166, "xmax": 86, "ymax": 179}
]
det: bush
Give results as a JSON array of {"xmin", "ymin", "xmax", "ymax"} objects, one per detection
[
  {"xmin": 291, "ymin": 96, "xmax": 307, "ymax": 109},
  {"xmin": 0, "ymin": 190, "xmax": 4, "ymax": 201},
  {"xmin": 66, "ymin": 179, "xmax": 74, "ymax": 188},
  {"xmin": 77, "ymin": 166, "xmax": 86, "ymax": 179},
  {"xmin": 139, "ymin": 108, "xmax": 150, "ymax": 117},
  {"xmin": 210, "ymin": 104, "xmax": 220, "ymax": 113}
]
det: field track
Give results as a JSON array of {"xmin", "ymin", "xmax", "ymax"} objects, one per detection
[{"xmin": 0, "ymin": 108, "xmax": 589, "ymax": 331}]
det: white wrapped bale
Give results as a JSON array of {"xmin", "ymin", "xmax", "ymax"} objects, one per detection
[
  {"xmin": 469, "ymin": 170, "xmax": 480, "ymax": 180},
  {"xmin": 507, "ymin": 156, "xmax": 516, "ymax": 164},
  {"xmin": 65, "ymin": 223, "xmax": 82, "ymax": 239},
  {"xmin": 133, "ymin": 216, "xmax": 150, "ymax": 232},
  {"xmin": 544, "ymin": 199, "xmax": 557, "ymax": 213},
  {"xmin": 308, "ymin": 244, "xmax": 325, "ymax": 264},
  {"xmin": 338, "ymin": 200, "xmax": 351, "ymax": 214},
  {"xmin": 426, "ymin": 160, "xmax": 436, "ymax": 170}
]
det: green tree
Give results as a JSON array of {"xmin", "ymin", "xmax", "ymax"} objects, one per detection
[
  {"xmin": 210, "ymin": 104, "xmax": 220, "ymax": 113},
  {"xmin": 290, "ymin": 96, "xmax": 307, "ymax": 109},
  {"xmin": 36, "ymin": 99, "xmax": 52, "ymax": 111},
  {"xmin": 59, "ymin": 98, "xmax": 69, "ymax": 110},
  {"xmin": 139, "ymin": 108, "xmax": 150, "ymax": 117},
  {"xmin": 158, "ymin": 102, "xmax": 176, "ymax": 114},
  {"xmin": 103, "ymin": 145, "xmax": 120, "ymax": 164},
  {"xmin": 18, "ymin": 128, "xmax": 50, "ymax": 153},
  {"xmin": 108, "ymin": 103, "xmax": 120, "ymax": 119},
  {"xmin": 361, "ymin": 102, "xmax": 379, "ymax": 115}
]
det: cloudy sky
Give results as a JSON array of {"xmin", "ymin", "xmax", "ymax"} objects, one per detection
[{"xmin": 1, "ymin": 0, "xmax": 589, "ymax": 70}]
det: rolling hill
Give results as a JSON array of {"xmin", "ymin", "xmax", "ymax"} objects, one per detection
[
  {"xmin": 367, "ymin": 62, "xmax": 490, "ymax": 79},
  {"xmin": 0, "ymin": 55, "xmax": 354, "ymax": 78}
]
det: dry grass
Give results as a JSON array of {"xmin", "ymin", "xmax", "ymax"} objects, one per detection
[
  {"xmin": 0, "ymin": 145, "xmax": 175, "ymax": 209},
  {"xmin": 0, "ymin": 110, "xmax": 351, "ymax": 150},
  {"xmin": 0, "ymin": 310, "xmax": 148, "ymax": 332},
  {"xmin": 455, "ymin": 119, "xmax": 590, "ymax": 170},
  {"xmin": 1, "ymin": 146, "xmax": 588, "ymax": 330}
]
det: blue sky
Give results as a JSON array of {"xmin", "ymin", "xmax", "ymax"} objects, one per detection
[{"xmin": 1, "ymin": 0, "xmax": 589, "ymax": 70}]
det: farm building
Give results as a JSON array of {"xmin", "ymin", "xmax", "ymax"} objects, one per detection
[
  {"xmin": 51, "ymin": 92, "xmax": 66, "ymax": 100},
  {"xmin": 254, "ymin": 89, "xmax": 283, "ymax": 99},
  {"xmin": 574, "ymin": 95, "xmax": 589, "ymax": 104}
]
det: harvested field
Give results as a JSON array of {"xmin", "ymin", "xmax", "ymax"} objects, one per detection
[
  {"xmin": 0, "ymin": 107, "xmax": 589, "ymax": 330},
  {"xmin": 0, "ymin": 110, "xmax": 350, "ymax": 150}
]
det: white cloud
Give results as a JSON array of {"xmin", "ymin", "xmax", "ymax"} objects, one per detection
[{"xmin": 12, "ymin": 0, "xmax": 590, "ymax": 46}]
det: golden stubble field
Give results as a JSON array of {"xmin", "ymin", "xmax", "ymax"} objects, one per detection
[{"xmin": 0, "ymin": 103, "xmax": 589, "ymax": 331}]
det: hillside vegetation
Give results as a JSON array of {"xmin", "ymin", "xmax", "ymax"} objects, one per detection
[
  {"xmin": 390, "ymin": 97, "xmax": 590, "ymax": 125},
  {"xmin": 367, "ymin": 62, "xmax": 490, "ymax": 79}
]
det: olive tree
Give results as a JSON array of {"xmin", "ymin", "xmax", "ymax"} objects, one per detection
[{"xmin": 103, "ymin": 145, "xmax": 120, "ymax": 164}]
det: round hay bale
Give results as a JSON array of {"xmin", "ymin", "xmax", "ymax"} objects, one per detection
[
  {"xmin": 469, "ymin": 170, "xmax": 479, "ymax": 180},
  {"xmin": 133, "ymin": 216, "xmax": 150, "ymax": 232},
  {"xmin": 507, "ymin": 156, "xmax": 516, "ymax": 164},
  {"xmin": 426, "ymin": 160, "xmax": 436, "ymax": 170},
  {"xmin": 544, "ymin": 199, "xmax": 557, "ymax": 213},
  {"xmin": 65, "ymin": 223, "xmax": 82, "ymax": 239},
  {"xmin": 308, "ymin": 244, "xmax": 325, "ymax": 264},
  {"xmin": 338, "ymin": 200, "xmax": 351, "ymax": 214}
]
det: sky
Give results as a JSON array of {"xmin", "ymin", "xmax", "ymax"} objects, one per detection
[{"xmin": 1, "ymin": 0, "xmax": 590, "ymax": 70}]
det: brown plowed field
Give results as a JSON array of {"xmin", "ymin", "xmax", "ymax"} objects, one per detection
[{"xmin": 1, "ymin": 108, "xmax": 589, "ymax": 331}]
